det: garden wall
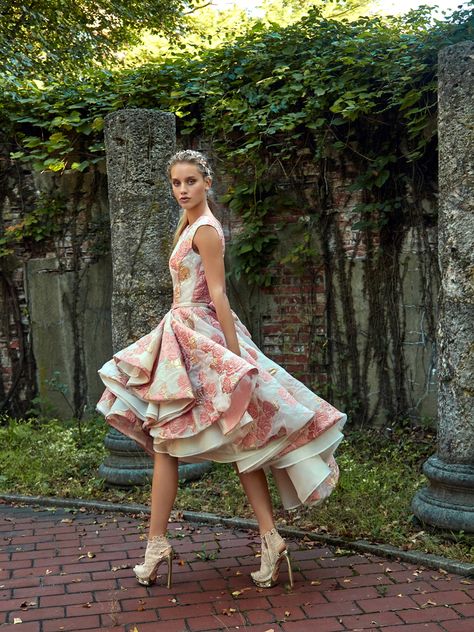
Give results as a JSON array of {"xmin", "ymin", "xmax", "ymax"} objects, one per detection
[{"xmin": 0, "ymin": 139, "xmax": 438, "ymax": 424}]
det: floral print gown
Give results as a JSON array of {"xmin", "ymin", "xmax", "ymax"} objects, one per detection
[{"xmin": 97, "ymin": 214, "xmax": 346, "ymax": 509}]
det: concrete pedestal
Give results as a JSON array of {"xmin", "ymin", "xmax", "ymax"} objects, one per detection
[
  {"xmin": 99, "ymin": 109, "xmax": 211, "ymax": 485},
  {"xmin": 412, "ymin": 43, "xmax": 474, "ymax": 531}
]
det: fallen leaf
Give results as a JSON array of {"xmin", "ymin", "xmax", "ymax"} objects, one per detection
[
  {"xmin": 222, "ymin": 608, "xmax": 237, "ymax": 616},
  {"xmin": 111, "ymin": 564, "xmax": 129, "ymax": 572},
  {"xmin": 87, "ymin": 552, "xmax": 95, "ymax": 559},
  {"xmin": 310, "ymin": 580, "xmax": 321, "ymax": 586},
  {"xmin": 13, "ymin": 618, "xmax": 22, "ymax": 624},
  {"xmin": 19, "ymin": 601, "xmax": 37, "ymax": 610},
  {"xmin": 231, "ymin": 587, "xmax": 252, "ymax": 597},
  {"xmin": 420, "ymin": 600, "xmax": 437, "ymax": 608},
  {"xmin": 82, "ymin": 602, "xmax": 92, "ymax": 608},
  {"xmin": 284, "ymin": 610, "xmax": 291, "ymax": 616},
  {"xmin": 460, "ymin": 579, "xmax": 472, "ymax": 585},
  {"xmin": 60, "ymin": 518, "xmax": 73, "ymax": 524}
]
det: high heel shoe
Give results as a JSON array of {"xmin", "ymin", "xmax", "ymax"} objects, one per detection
[
  {"xmin": 250, "ymin": 527, "xmax": 294, "ymax": 589},
  {"xmin": 133, "ymin": 534, "xmax": 174, "ymax": 588}
]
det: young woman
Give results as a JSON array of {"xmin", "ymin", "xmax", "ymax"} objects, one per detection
[{"xmin": 97, "ymin": 149, "xmax": 346, "ymax": 590}]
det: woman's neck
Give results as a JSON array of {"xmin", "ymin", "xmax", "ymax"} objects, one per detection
[{"xmin": 186, "ymin": 205, "xmax": 213, "ymax": 226}]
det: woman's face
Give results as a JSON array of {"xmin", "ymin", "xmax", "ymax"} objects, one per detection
[{"xmin": 170, "ymin": 162, "xmax": 211, "ymax": 211}]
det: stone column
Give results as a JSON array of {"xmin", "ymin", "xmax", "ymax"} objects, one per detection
[
  {"xmin": 99, "ymin": 109, "xmax": 209, "ymax": 485},
  {"xmin": 412, "ymin": 43, "xmax": 474, "ymax": 531}
]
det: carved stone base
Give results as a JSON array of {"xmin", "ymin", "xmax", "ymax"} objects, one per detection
[
  {"xmin": 98, "ymin": 428, "xmax": 211, "ymax": 486},
  {"xmin": 412, "ymin": 455, "xmax": 474, "ymax": 532}
]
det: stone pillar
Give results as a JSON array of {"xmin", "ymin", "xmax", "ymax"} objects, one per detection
[
  {"xmin": 99, "ymin": 109, "xmax": 209, "ymax": 485},
  {"xmin": 412, "ymin": 43, "xmax": 474, "ymax": 531}
]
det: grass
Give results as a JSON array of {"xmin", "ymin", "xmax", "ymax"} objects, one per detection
[{"xmin": 0, "ymin": 415, "xmax": 473, "ymax": 563}]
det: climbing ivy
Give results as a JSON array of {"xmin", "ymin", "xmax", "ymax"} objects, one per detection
[{"xmin": 1, "ymin": 4, "xmax": 473, "ymax": 282}]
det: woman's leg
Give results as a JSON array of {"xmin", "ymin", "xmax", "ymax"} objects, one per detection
[
  {"xmin": 237, "ymin": 467, "xmax": 278, "ymax": 536},
  {"xmin": 238, "ymin": 466, "xmax": 291, "ymax": 587},
  {"xmin": 149, "ymin": 452, "xmax": 179, "ymax": 537}
]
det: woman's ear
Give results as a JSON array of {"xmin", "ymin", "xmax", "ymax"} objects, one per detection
[{"xmin": 205, "ymin": 177, "xmax": 212, "ymax": 191}]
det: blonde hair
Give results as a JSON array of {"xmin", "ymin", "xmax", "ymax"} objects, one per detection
[{"xmin": 168, "ymin": 150, "xmax": 214, "ymax": 247}]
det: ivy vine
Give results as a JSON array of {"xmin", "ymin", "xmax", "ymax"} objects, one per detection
[{"xmin": 1, "ymin": 4, "xmax": 472, "ymax": 283}]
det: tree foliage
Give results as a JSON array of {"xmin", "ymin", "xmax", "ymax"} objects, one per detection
[
  {"xmin": 0, "ymin": 0, "xmax": 203, "ymax": 77},
  {"xmin": 1, "ymin": 3, "xmax": 473, "ymax": 279}
]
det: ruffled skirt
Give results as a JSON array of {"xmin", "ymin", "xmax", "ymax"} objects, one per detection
[{"xmin": 97, "ymin": 302, "xmax": 346, "ymax": 510}]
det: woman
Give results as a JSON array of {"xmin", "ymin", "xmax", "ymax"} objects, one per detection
[{"xmin": 97, "ymin": 149, "xmax": 346, "ymax": 590}]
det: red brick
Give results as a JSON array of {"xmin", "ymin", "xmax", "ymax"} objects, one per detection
[
  {"xmin": 43, "ymin": 615, "xmax": 101, "ymax": 631},
  {"xmin": 318, "ymin": 555, "xmax": 369, "ymax": 568},
  {"xmin": 400, "ymin": 605, "xmax": 460, "ymax": 623},
  {"xmin": 302, "ymin": 601, "xmax": 361, "ymax": 618},
  {"xmin": 0, "ymin": 623, "xmax": 40, "ymax": 632},
  {"xmin": 303, "ymin": 567, "xmax": 349, "ymax": 580},
  {"xmin": 13, "ymin": 549, "xmax": 52, "ymax": 561},
  {"xmin": 241, "ymin": 625, "xmax": 284, "ymax": 632},
  {"xmin": 231, "ymin": 597, "xmax": 271, "ymax": 610},
  {"xmin": 60, "ymin": 561, "xmax": 110, "ymax": 573},
  {"xmin": 40, "ymin": 592, "xmax": 94, "ymax": 607},
  {"xmin": 67, "ymin": 579, "xmax": 116, "ymax": 592},
  {"xmin": 282, "ymin": 619, "xmax": 343, "ymax": 632},
  {"xmin": 161, "ymin": 602, "xmax": 215, "ymax": 620},
  {"xmin": 383, "ymin": 580, "xmax": 435, "ymax": 596},
  {"xmin": 443, "ymin": 619, "xmax": 474, "ymax": 631},
  {"xmin": 352, "ymin": 562, "xmax": 405, "ymax": 575},
  {"xmin": 333, "ymin": 574, "xmax": 393, "ymax": 588},
  {"xmin": 324, "ymin": 586, "xmax": 380, "ymax": 602},
  {"xmin": 129, "ymin": 621, "xmax": 188, "ymax": 632},
  {"xmin": 7, "ymin": 606, "xmax": 64, "ymax": 622},
  {"xmin": 110, "ymin": 609, "xmax": 159, "ymax": 625},
  {"xmin": 187, "ymin": 614, "xmax": 241, "ymax": 631},
  {"xmin": 412, "ymin": 589, "xmax": 473, "ymax": 605},
  {"xmin": 383, "ymin": 624, "xmax": 446, "ymax": 632},
  {"xmin": 66, "ymin": 601, "xmax": 110, "ymax": 617},
  {"xmin": 269, "ymin": 592, "xmax": 325, "ymax": 608},
  {"xmin": 120, "ymin": 595, "xmax": 176, "ymax": 610},
  {"xmin": 455, "ymin": 602, "xmax": 474, "ymax": 616},
  {"xmin": 1, "ymin": 559, "xmax": 33, "ymax": 570},
  {"xmin": 357, "ymin": 595, "xmax": 418, "ymax": 612},
  {"xmin": 246, "ymin": 609, "xmax": 275, "ymax": 624},
  {"xmin": 271, "ymin": 606, "xmax": 305, "ymax": 620},
  {"xmin": 340, "ymin": 611, "xmax": 403, "ymax": 628}
]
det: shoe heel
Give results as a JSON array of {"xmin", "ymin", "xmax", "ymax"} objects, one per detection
[
  {"xmin": 281, "ymin": 550, "xmax": 294, "ymax": 588},
  {"xmin": 166, "ymin": 551, "xmax": 173, "ymax": 589}
]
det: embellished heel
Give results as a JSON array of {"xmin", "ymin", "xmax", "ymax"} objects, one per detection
[
  {"xmin": 251, "ymin": 528, "xmax": 294, "ymax": 589},
  {"xmin": 133, "ymin": 535, "xmax": 174, "ymax": 588}
]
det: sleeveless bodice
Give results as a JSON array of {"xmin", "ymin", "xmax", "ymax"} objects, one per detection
[{"xmin": 169, "ymin": 215, "xmax": 225, "ymax": 306}]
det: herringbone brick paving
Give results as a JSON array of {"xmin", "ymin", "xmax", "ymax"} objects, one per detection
[{"xmin": 1, "ymin": 503, "xmax": 473, "ymax": 631}]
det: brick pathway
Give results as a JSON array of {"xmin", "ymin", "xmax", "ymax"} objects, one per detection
[{"xmin": 1, "ymin": 503, "xmax": 473, "ymax": 632}]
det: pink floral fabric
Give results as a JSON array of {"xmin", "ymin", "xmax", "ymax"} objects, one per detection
[{"xmin": 97, "ymin": 215, "xmax": 346, "ymax": 509}]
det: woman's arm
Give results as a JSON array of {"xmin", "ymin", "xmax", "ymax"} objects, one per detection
[{"xmin": 193, "ymin": 225, "xmax": 241, "ymax": 357}]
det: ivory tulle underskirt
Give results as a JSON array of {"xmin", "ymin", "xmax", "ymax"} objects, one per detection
[{"xmin": 97, "ymin": 302, "xmax": 346, "ymax": 510}]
